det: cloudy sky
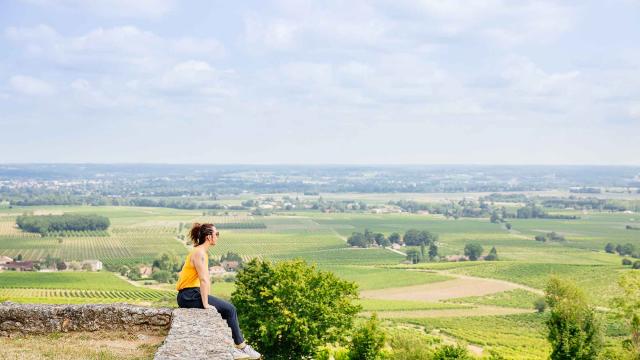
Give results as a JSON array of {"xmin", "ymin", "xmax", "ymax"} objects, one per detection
[{"xmin": 1, "ymin": 0, "xmax": 638, "ymax": 164}]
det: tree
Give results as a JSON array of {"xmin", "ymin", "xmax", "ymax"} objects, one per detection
[
  {"xmin": 16, "ymin": 253, "xmax": 23, "ymax": 261},
  {"xmin": 55, "ymin": 259, "xmax": 67, "ymax": 271},
  {"xmin": 545, "ymin": 277, "xmax": 603, "ymax": 360},
  {"xmin": 152, "ymin": 270, "xmax": 172, "ymax": 283},
  {"xmin": 152, "ymin": 253, "xmax": 181, "ymax": 273},
  {"xmin": 406, "ymin": 249, "xmax": 421, "ymax": 264},
  {"xmin": 464, "ymin": 243, "xmax": 483, "ymax": 261},
  {"xmin": 485, "ymin": 246, "xmax": 499, "ymax": 261},
  {"xmin": 490, "ymin": 212, "xmax": 500, "ymax": 223},
  {"xmin": 348, "ymin": 314, "xmax": 385, "ymax": 360},
  {"xmin": 231, "ymin": 259, "xmax": 360, "ymax": 359},
  {"xmin": 535, "ymin": 235, "xmax": 547, "ymax": 242},
  {"xmin": 428, "ymin": 243, "xmax": 439, "ymax": 260},
  {"xmin": 388, "ymin": 232, "xmax": 401, "ymax": 244},
  {"xmin": 634, "ymin": 261, "xmax": 640, "ymax": 270},
  {"xmin": 622, "ymin": 258, "xmax": 633, "ymax": 266},
  {"xmin": 347, "ymin": 232, "xmax": 369, "ymax": 248},
  {"xmin": 605, "ymin": 243, "xmax": 616, "ymax": 254},
  {"xmin": 374, "ymin": 233, "xmax": 390, "ymax": 247},
  {"xmin": 432, "ymin": 344, "xmax": 472, "ymax": 360},
  {"xmin": 119, "ymin": 265, "xmax": 130, "ymax": 276},
  {"xmin": 611, "ymin": 272, "xmax": 640, "ymax": 359},
  {"xmin": 402, "ymin": 229, "xmax": 437, "ymax": 246},
  {"xmin": 617, "ymin": 243, "xmax": 636, "ymax": 256},
  {"xmin": 505, "ymin": 223, "xmax": 512, "ymax": 230},
  {"xmin": 402, "ymin": 229, "xmax": 420, "ymax": 246},
  {"xmin": 534, "ymin": 298, "xmax": 547, "ymax": 313}
]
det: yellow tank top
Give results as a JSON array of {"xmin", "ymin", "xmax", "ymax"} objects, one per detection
[{"xmin": 176, "ymin": 249, "xmax": 208, "ymax": 291}]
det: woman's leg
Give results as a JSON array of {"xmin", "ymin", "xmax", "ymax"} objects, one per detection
[{"xmin": 207, "ymin": 295, "xmax": 245, "ymax": 346}]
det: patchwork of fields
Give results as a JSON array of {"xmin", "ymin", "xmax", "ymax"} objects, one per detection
[{"xmin": 0, "ymin": 201, "xmax": 638, "ymax": 358}]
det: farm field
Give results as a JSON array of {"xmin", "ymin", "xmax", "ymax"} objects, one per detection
[
  {"xmin": 0, "ymin": 201, "xmax": 638, "ymax": 358},
  {"xmin": 0, "ymin": 272, "xmax": 175, "ymax": 305}
]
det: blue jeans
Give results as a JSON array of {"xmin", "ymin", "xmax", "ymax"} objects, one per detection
[{"xmin": 176, "ymin": 287, "xmax": 245, "ymax": 345}]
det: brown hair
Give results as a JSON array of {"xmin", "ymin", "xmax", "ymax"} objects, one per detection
[{"xmin": 189, "ymin": 223, "xmax": 215, "ymax": 246}]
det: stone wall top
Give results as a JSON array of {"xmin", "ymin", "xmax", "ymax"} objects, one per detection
[
  {"xmin": 0, "ymin": 302, "xmax": 235, "ymax": 359},
  {"xmin": 154, "ymin": 308, "xmax": 234, "ymax": 360},
  {"xmin": 0, "ymin": 302, "xmax": 172, "ymax": 336}
]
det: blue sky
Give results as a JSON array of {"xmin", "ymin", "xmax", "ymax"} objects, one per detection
[{"xmin": 0, "ymin": 0, "xmax": 639, "ymax": 164}]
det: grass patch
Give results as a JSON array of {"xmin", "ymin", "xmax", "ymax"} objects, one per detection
[
  {"xmin": 357, "ymin": 299, "xmax": 471, "ymax": 312},
  {"xmin": 446, "ymin": 289, "xmax": 541, "ymax": 309}
]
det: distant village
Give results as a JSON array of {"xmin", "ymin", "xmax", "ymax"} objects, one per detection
[
  {"xmin": 0, "ymin": 255, "xmax": 103, "ymax": 272},
  {"xmin": 0, "ymin": 254, "xmax": 240, "ymax": 281}
]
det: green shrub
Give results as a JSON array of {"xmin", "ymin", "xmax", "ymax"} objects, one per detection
[
  {"xmin": 232, "ymin": 259, "xmax": 361, "ymax": 359},
  {"xmin": 464, "ymin": 243, "xmax": 483, "ymax": 261},
  {"xmin": 534, "ymin": 297, "xmax": 547, "ymax": 313},
  {"xmin": 432, "ymin": 344, "xmax": 471, "ymax": 360},
  {"xmin": 349, "ymin": 314, "xmax": 386, "ymax": 360},
  {"xmin": 151, "ymin": 270, "xmax": 172, "ymax": 283},
  {"xmin": 545, "ymin": 277, "xmax": 603, "ymax": 360}
]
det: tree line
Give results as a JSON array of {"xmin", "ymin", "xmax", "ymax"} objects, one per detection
[{"xmin": 16, "ymin": 213, "xmax": 110, "ymax": 235}]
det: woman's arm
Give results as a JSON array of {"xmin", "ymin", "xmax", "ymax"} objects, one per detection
[{"xmin": 192, "ymin": 251, "xmax": 211, "ymax": 309}]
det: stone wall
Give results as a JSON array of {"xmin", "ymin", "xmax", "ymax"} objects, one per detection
[
  {"xmin": 154, "ymin": 308, "xmax": 233, "ymax": 360},
  {"xmin": 0, "ymin": 302, "xmax": 235, "ymax": 359},
  {"xmin": 0, "ymin": 302, "xmax": 172, "ymax": 336}
]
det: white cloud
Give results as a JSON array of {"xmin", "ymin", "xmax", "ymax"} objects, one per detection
[
  {"xmin": 21, "ymin": 0, "xmax": 175, "ymax": 18},
  {"xmin": 5, "ymin": 25, "xmax": 225, "ymax": 70},
  {"xmin": 244, "ymin": 15, "xmax": 298, "ymax": 50},
  {"xmin": 502, "ymin": 56, "xmax": 580, "ymax": 97},
  {"xmin": 158, "ymin": 60, "xmax": 233, "ymax": 97},
  {"xmin": 630, "ymin": 103, "xmax": 640, "ymax": 119},
  {"xmin": 10, "ymin": 75, "xmax": 55, "ymax": 96}
]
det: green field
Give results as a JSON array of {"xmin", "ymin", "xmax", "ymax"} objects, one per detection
[
  {"xmin": 0, "ymin": 272, "xmax": 174, "ymax": 305},
  {"xmin": 404, "ymin": 313, "xmax": 550, "ymax": 359},
  {"xmin": 1, "ymin": 201, "xmax": 639, "ymax": 359},
  {"xmin": 446, "ymin": 289, "xmax": 541, "ymax": 309}
]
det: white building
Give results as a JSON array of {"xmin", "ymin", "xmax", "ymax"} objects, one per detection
[{"xmin": 81, "ymin": 260, "xmax": 103, "ymax": 271}]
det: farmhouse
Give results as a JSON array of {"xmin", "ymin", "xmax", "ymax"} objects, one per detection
[
  {"xmin": 0, "ymin": 255, "xmax": 13, "ymax": 264},
  {"xmin": 445, "ymin": 255, "xmax": 469, "ymax": 262},
  {"xmin": 209, "ymin": 265, "xmax": 226, "ymax": 276},
  {"xmin": 221, "ymin": 260, "xmax": 239, "ymax": 272},
  {"xmin": 81, "ymin": 260, "xmax": 103, "ymax": 272},
  {"xmin": 0, "ymin": 260, "xmax": 35, "ymax": 271},
  {"xmin": 139, "ymin": 265, "xmax": 153, "ymax": 277}
]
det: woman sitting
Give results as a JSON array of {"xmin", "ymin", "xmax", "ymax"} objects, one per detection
[{"xmin": 176, "ymin": 223, "xmax": 261, "ymax": 359}]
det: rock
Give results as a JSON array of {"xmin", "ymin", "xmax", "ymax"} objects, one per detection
[
  {"xmin": 154, "ymin": 308, "xmax": 234, "ymax": 360},
  {"xmin": 0, "ymin": 302, "xmax": 236, "ymax": 359},
  {"xmin": 0, "ymin": 302, "xmax": 172, "ymax": 336}
]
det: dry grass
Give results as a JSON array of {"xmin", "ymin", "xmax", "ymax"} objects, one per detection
[
  {"xmin": 359, "ymin": 276, "xmax": 521, "ymax": 302},
  {"xmin": 0, "ymin": 330, "xmax": 167, "ymax": 360}
]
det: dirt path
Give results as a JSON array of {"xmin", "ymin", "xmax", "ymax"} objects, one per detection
[
  {"xmin": 362, "ymin": 305, "xmax": 534, "ymax": 319},
  {"xmin": 361, "ymin": 269, "xmax": 543, "ymax": 301},
  {"xmin": 437, "ymin": 270, "xmax": 544, "ymax": 296},
  {"xmin": 330, "ymin": 228, "xmax": 348, "ymax": 242},
  {"xmin": 384, "ymin": 247, "xmax": 407, "ymax": 256},
  {"xmin": 115, "ymin": 273, "xmax": 174, "ymax": 292},
  {"xmin": 439, "ymin": 332, "xmax": 484, "ymax": 356}
]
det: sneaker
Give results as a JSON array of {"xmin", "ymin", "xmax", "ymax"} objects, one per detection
[
  {"xmin": 231, "ymin": 347, "xmax": 250, "ymax": 359},
  {"xmin": 239, "ymin": 344, "xmax": 262, "ymax": 359}
]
